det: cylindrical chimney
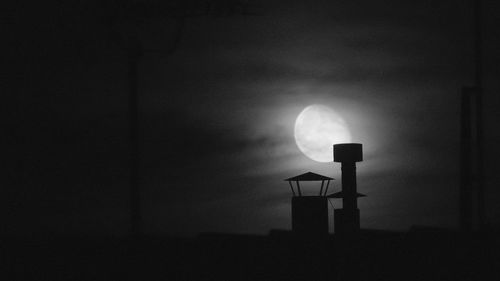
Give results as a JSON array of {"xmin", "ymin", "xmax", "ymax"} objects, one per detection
[{"xmin": 333, "ymin": 143, "xmax": 363, "ymax": 234}]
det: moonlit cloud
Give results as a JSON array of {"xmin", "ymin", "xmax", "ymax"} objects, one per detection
[{"xmin": 140, "ymin": 1, "xmax": 470, "ymax": 234}]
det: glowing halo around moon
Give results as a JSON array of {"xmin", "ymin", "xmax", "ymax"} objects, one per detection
[{"xmin": 294, "ymin": 105, "xmax": 352, "ymax": 162}]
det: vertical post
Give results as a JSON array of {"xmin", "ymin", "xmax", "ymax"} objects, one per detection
[
  {"xmin": 296, "ymin": 181, "xmax": 302, "ymax": 196},
  {"xmin": 459, "ymin": 0, "xmax": 484, "ymax": 231},
  {"xmin": 323, "ymin": 180, "xmax": 330, "ymax": 196},
  {"xmin": 474, "ymin": 0, "xmax": 482, "ymax": 88},
  {"xmin": 473, "ymin": 0, "xmax": 485, "ymax": 229},
  {"xmin": 460, "ymin": 88, "xmax": 473, "ymax": 231},
  {"xmin": 129, "ymin": 38, "xmax": 143, "ymax": 237},
  {"xmin": 341, "ymin": 162, "xmax": 357, "ymax": 210},
  {"xmin": 319, "ymin": 180, "xmax": 324, "ymax": 196},
  {"xmin": 288, "ymin": 181, "xmax": 296, "ymax": 197}
]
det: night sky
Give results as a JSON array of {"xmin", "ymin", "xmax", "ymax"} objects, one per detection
[{"xmin": 5, "ymin": 0, "xmax": 500, "ymax": 237}]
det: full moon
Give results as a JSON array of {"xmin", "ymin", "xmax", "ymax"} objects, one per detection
[{"xmin": 294, "ymin": 105, "xmax": 352, "ymax": 162}]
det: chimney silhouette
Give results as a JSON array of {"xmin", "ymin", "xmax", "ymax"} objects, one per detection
[
  {"xmin": 329, "ymin": 143, "xmax": 365, "ymax": 235},
  {"xmin": 284, "ymin": 172, "xmax": 333, "ymax": 237}
]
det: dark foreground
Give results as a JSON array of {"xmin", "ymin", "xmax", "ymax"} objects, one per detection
[{"xmin": 2, "ymin": 229, "xmax": 499, "ymax": 281}]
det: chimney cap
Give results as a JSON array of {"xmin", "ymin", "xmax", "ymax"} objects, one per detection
[
  {"xmin": 284, "ymin": 172, "xmax": 334, "ymax": 182},
  {"xmin": 333, "ymin": 143, "xmax": 363, "ymax": 162}
]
